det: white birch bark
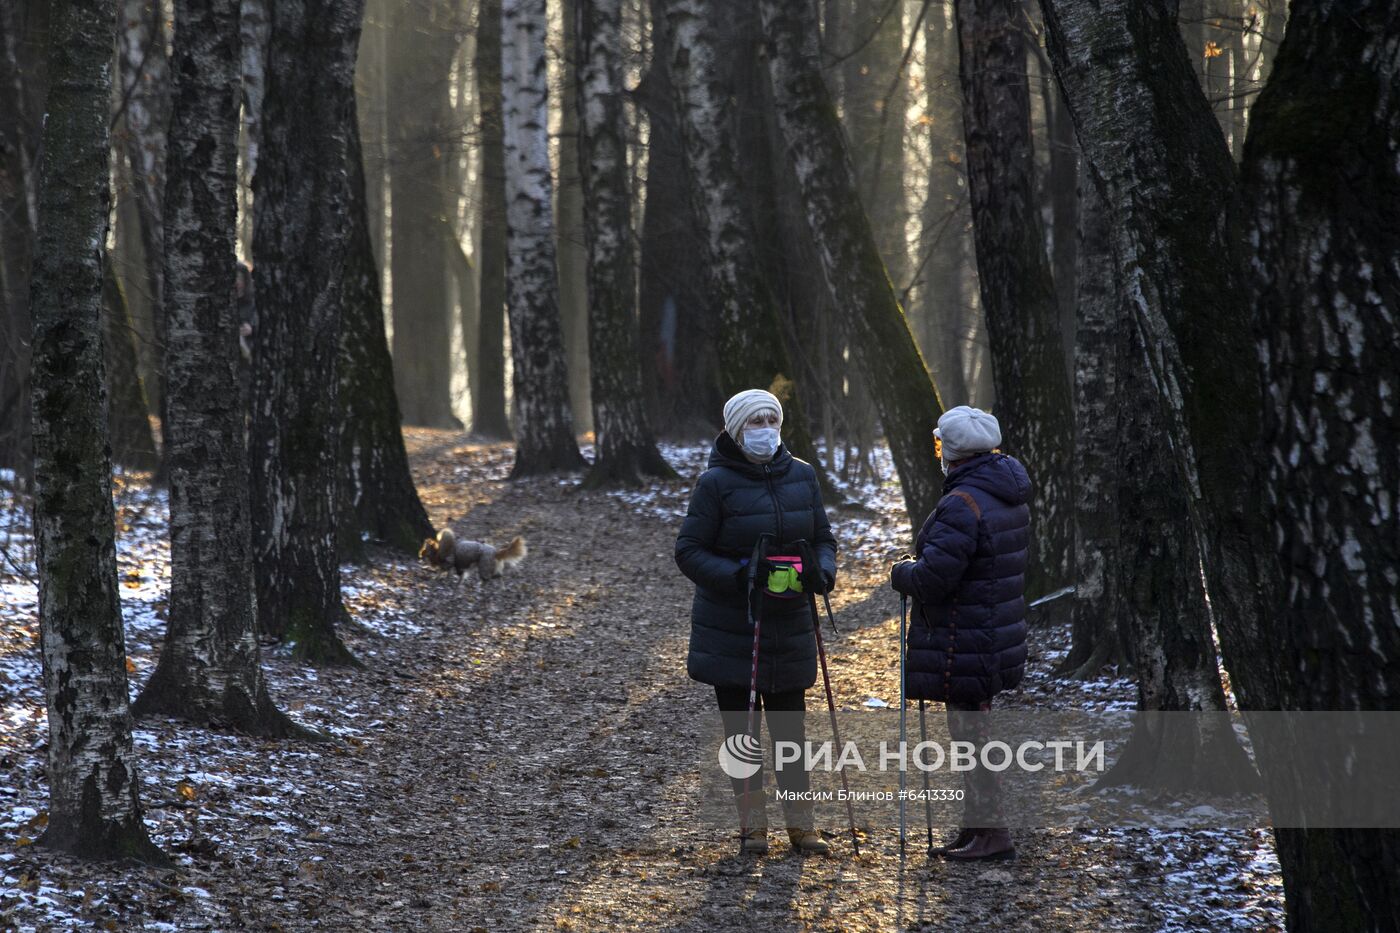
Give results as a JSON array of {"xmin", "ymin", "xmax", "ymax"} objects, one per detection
[
  {"xmin": 501, "ymin": 0, "xmax": 584, "ymax": 474},
  {"xmin": 29, "ymin": 0, "xmax": 161, "ymax": 861},
  {"xmin": 133, "ymin": 0, "xmax": 297, "ymax": 735},
  {"xmin": 575, "ymin": 0, "xmax": 672, "ymax": 486}
]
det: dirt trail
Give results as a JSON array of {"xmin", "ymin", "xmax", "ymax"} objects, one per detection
[{"xmin": 0, "ymin": 431, "xmax": 1282, "ymax": 931}]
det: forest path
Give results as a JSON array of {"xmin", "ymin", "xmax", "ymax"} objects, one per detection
[
  {"xmin": 244, "ymin": 431, "xmax": 1199, "ymax": 932},
  {"xmin": 0, "ymin": 432, "xmax": 1261, "ymax": 930}
]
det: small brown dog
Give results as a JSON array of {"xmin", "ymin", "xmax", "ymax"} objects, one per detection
[{"xmin": 419, "ymin": 527, "xmax": 527, "ymax": 582}]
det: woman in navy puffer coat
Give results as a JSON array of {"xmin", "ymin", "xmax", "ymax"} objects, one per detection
[{"xmin": 890, "ymin": 405, "xmax": 1030, "ymax": 862}]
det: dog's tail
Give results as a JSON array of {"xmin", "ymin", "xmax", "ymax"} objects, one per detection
[{"xmin": 496, "ymin": 535, "xmax": 527, "ymax": 567}]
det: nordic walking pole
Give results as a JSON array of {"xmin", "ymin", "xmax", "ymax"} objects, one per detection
[
  {"xmin": 739, "ymin": 533, "xmax": 770, "ymax": 851},
  {"xmin": 797, "ymin": 540, "xmax": 860, "ymax": 856},
  {"xmin": 919, "ymin": 699, "xmax": 933, "ymax": 854},
  {"xmin": 899, "ymin": 594, "xmax": 908, "ymax": 855}
]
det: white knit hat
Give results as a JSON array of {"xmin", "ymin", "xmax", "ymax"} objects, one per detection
[
  {"xmin": 934, "ymin": 405, "xmax": 1001, "ymax": 462},
  {"xmin": 723, "ymin": 389, "xmax": 783, "ymax": 441}
]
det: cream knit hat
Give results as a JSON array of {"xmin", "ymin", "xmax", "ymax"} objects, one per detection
[{"xmin": 722, "ymin": 389, "xmax": 783, "ymax": 441}]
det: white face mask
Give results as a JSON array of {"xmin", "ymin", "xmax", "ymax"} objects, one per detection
[{"xmin": 742, "ymin": 427, "xmax": 780, "ymax": 461}]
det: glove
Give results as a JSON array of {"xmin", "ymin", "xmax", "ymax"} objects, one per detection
[
  {"xmin": 890, "ymin": 557, "xmax": 915, "ymax": 592},
  {"xmin": 736, "ymin": 559, "xmax": 773, "ymax": 593},
  {"xmin": 799, "ymin": 561, "xmax": 830, "ymax": 595}
]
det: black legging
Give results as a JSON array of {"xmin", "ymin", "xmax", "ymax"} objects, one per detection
[{"xmin": 714, "ymin": 686, "xmax": 810, "ymax": 806}]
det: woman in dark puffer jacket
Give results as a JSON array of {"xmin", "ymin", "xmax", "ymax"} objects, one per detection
[
  {"xmin": 891, "ymin": 405, "xmax": 1030, "ymax": 862},
  {"xmin": 675, "ymin": 389, "xmax": 837, "ymax": 855}
]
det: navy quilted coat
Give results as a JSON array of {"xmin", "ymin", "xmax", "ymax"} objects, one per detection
[
  {"xmin": 675, "ymin": 433, "xmax": 838, "ymax": 694},
  {"xmin": 891, "ymin": 452, "xmax": 1031, "ymax": 704}
]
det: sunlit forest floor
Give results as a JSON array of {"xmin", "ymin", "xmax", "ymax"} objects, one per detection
[{"xmin": 0, "ymin": 430, "xmax": 1282, "ymax": 931}]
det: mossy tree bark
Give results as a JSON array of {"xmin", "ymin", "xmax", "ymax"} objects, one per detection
[
  {"xmin": 133, "ymin": 0, "xmax": 299, "ymax": 735},
  {"xmin": 27, "ymin": 0, "xmax": 163, "ymax": 863},
  {"xmin": 1042, "ymin": 0, "xmax": 1400, "ymax": 926},
  {"xmin": 758, "ymin": 0, "xmax": 946, "ymax": 529},
  {"xmin": 953, "ymin": 0, "xmax": 1074, "ymax": 596},
  {"xmin": 338, "ymin": 116, "xmax": 434, "ymax": 557},
  {"xmin": 575, "ymin": 0, "xmax": 674, "ymax": 487},
  {"xmin": 249, "ymin": 0, "xmax": 361, "ymax": 666},
  {"xmin": 501, "ymin": 0, "xmax": 586, "ymax": 475},
  {"xmin": 473, "ymin": 0, "xmax": 512, "ymax": 439}
]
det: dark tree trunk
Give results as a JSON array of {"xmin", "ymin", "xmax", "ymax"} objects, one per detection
[
  {"xmin": 501, "ymin": 0, "xmax": 585, "ymax": 475},
  {"xmin": 249, "ymin": 0, "xmax": 361, "ymax": 666},
  {"xmin": 27, "ymin": 0, "xmax": 162, "ymax": 863},
  {"xmin": 656, "ymin": 0, "xmax": 832, "ymax": 495},
  {"xmin": 1043, "ymin": 0, "xmax": 1400, "ymax": 926},
  {"xmin": 1059, "ymin": 168, "xmax": 1124, "ymax": 679},
  {"xmin": 115, "ymin": 0, "xmax": 171, "ymax": 466},
  {"xmin": 133, "ymin": 0, "xmax": 297, "ymax": 735},
  {"xmin": 636, "ymin": 0, "xmax": 719, "ymax": 435},
  {"xmin": 841, "ymin": 0, "xmax": 908, "ymax": 291},
  {"xmin": 338, "ymin": 116, "xmax": 435, "ymax": 557},
  {"xmin": 759, "ymin": 0, "xmax": 947, "ymax": 528},
  {"xmin": 1101, "ymin": 242, "xmax": 1255, "ymax": 794},
  {"xmin": 101, "ymin": 262, "xmax": 159, "ymax": 470},
  {"xmin": 920, "ymin": 1, "xmax": 970, "ymax": 407},
  {"xmin": 1242, "ymin": 2, "xmax": 1400, "ymax": 928},
  {"xmin": 557, "ymin": 0, "xmax": 593, "ymax": 433},
  {"xmin": 474, "ymin": 0, "xmax": 511, "ymax": 439},
  {"xmin": 0, "ymin": 0, "xmax": 46, "ymax": 479},
  {"xmin": 954, "ymin": 0, "xmax": 1074, "ymax": 596},
  {"xmin": 575, "ymin": 0, "xmax": 674, "ymax": 487},
  {"xmin": 386, "ymin": 0, "xmax": 462, "ymax": 430}
]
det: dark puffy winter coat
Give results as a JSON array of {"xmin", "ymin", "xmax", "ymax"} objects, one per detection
[
  {"xmin": 891, "ymin": 452, "xmax": 1031, "ymax": 704},
  {"xmin": 675, "ymin": 433, "xmax": 838, "ymax": 694}
]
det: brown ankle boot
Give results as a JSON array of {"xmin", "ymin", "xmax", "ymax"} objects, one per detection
[
  {"xmin": 929, "ymin": 827, "xmax": 976, "ymax": 857},
  {"xmin": 786, "ymin": 828, "xmax": 830, "ymax": 854},
  {"xmin": 945, "ymin": 829, "xmax": 1015, "ymax": 861},
  {"xmin": 739, "ymin": 807, "xmax": 768, "ymax": 854}
]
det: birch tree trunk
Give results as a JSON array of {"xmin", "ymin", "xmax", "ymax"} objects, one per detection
[
  {"xmin": 339, "ymin": 113, "xmax": 435, "ymax": 557},
  {"xmin": 557, "ymin": 0, "xmax": 593, "ymax": 432},
  {"xmin": 636, "ymin": 0, "xmax": 718, "ymax": 434},
  {"xmin": 27, "ymin": 0, "xmax": 162, "ymax": 862},
  {"xmin": 1042, "ymin": 0, "xmax": 1399, "ymax": 925},
  {"xmin": 954, "ymin": 0, "xmax": 1073, "ymax": 596},
  {"xmin": 249, "ymin": 0, "xmax": 361, "ymax": 665},
  {"xmin": 758, "ymin": 0, "xmax": 946, "ymax": 528},
  {"xmin": 132, "ymin": 0, "xmax": 297, "ymax": 735},
  {"xmin": 475, "ymin": 0, "xmax": 512, "ymax": 439},
  {"xmin": 920, "ymin": 1, "xmax": 970, "ymax": 407},
  {"xmin": 0, "ymin": 0, "xmax": 43, "ymax": 477},
  {"xmin": 1060, "ymin": 168, "xmax": 1122, "ymax": 679},
  {"xmin": 116, "ymin": 0, "xmax": 171, "ymax": 426},
  {"xmin": 101, "ymin": 263, "xmax": 159, "ymax": 470},
  {"xmin": 658, "ymin": 0, "xmax": 851, "ymax": 505},
  {"xmin": 575, "ymin": 0, "xmax": 674, "ymax": 487},
  {"xmin": 386, "ymin": 0, "xmax": 461, "ymax": 430},
  {"xmin": 1241, "ymin": 2, "xmax": 1400, "ymax": 925},
  {"xmin": 501, "ymin": 0, "xmax": 585, "ymax": 475},
  {"xmin": 237, "ymin": 0, "xmax": 269, "ymax": 258},
  {"xmin": 842, "ymin": 0, "xmax": 908, "ymax": 291}
]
